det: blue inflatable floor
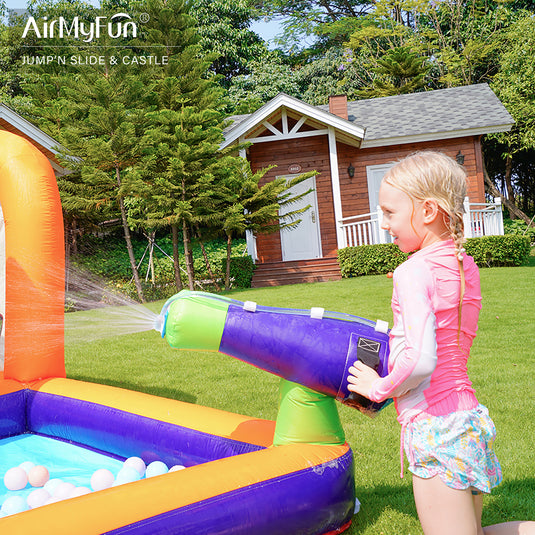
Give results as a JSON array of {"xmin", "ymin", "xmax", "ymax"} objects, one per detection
[{"xmin": 0, "ymin": 434, "xmax": 124, "ymax": 506}]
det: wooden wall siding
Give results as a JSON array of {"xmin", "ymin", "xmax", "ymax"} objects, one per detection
[
  {"xmin": 336, "ymin": 136, "xmax": 485, "ymax": 219},
  {"xmin": 248, "ymin": 134, "xmax": 485, "ymax": 264},
  {"xmin": 472, "ymin": 136, "xmax": 486, "ymax": 201},
  {"xmin": 337, "ymin": 142, "xmax": 371, "ymax": 217},
  {"xmin": 250, "ymin": 135, "xmax": 339, "ymax": 262}
]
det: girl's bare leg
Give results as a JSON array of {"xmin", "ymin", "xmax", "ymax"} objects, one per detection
[
  {"xmin": 413, "ymin": 476, "xmax": 535, "ymax": 535},
  {"xmin": 483, "ymin": 522, "xmax": 535, "ymax": 534},
  {"xmin": 413, "ymin": 475, "xmax": 480, "ymax": 535}
]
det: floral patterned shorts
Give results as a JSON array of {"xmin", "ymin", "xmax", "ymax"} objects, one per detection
[{"xmin": 404, "ymin": 404, "xmax": 502, "ymax": 493}]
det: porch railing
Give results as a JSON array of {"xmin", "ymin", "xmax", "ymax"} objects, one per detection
[
  {"xmin": 338, "ymin": 210, "xmax": 390, "ymax": 248},
  {"xmin": 462, "ymin": 197, "xmax": 504, "ymax": 238},
  {"xmin": 338, "ymin": 197, "xmax": 504, "ymax": 249}
]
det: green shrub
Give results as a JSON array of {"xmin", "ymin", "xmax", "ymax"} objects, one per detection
[
  {"xmin": 337, "ymin": 243, "xmax": 408, "ymax": 277},
  {"xmin": 464, "ymin": 235, "xmax": 531, "ymax": 267},
  {"xmin": 338, "ymin": 235, "xmax": 531, "ymax": 278},
  {"xmin": 222, "ymin": 256, "xmax": 256, "ymax": 288},
  {"xmin": 110, "ymin": 280, "xmax": 178, "ymax": 302},
  {"xmin": 503, "ymin": 218, "xmax": 535, "ymax": 245},
  {"xmin": 73, "ymin": 234, "xmax": 247, "ymax": 292}
]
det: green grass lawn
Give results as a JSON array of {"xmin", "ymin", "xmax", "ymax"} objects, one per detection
[{"xmin": 64, "ymin": 259, "xmax": 535, "ymax": 535}]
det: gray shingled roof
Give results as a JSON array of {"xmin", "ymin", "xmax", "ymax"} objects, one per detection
[
  {"xmin": 317, "ymin": 83, "xmax": 513, "ymax": 143},
  {"xmin": 224, "ymin": 114, "xmax": 248, "ymax": 135},
  {"xmin": 224, "ymin": 84, "xmax": 513, "ymax": 147}
]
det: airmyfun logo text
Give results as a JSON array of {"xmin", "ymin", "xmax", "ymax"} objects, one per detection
[{"xmin": 22, "ymin": 13, "xmax": 138, "ymax": 43}]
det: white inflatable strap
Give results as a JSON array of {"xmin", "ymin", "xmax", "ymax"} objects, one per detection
[
  {"xmin": 374, "ymin": 319, "xmax": 389, "ymax": 333},
  {"xmin": 310, "ymin": 307, "xmax": 324, "ymax": 319},
  {"xmin": 243, "ymin": 301, "xmax": 257, "ymax": 312}
]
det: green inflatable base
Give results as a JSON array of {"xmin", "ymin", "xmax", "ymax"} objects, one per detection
[{"xmin": 274, "ymin": 379, "xmax": 346, "ymax": 446}]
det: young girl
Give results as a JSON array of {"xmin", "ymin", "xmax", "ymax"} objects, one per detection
[{"xmin": 347, "ymin": 151, "xmax": 535, "ymax": 535}]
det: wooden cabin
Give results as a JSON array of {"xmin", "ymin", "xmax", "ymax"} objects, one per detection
[{"xmin": 222, "ymin": 84, "xmax": 514, "ymax": 287}]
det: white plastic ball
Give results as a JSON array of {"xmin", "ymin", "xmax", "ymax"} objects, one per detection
[
  {"xmin": 3, "ymin": 466, "xmax": 28, "ymax": 491},
  {"xmin": 45, "ymin": 495, "xmax": 65, "ymax": 505},
  {"xmin": 53, "ymin": 481, "xmax": 76, "ymax": 499},
  {"xmin": 169, "ymin": 465, "xmax": 186, "ymax": 472},
  {"xmin": 145, "ymin": 461, "xmax": 168, "ymax": 478},
  {"xmin": 114, "ymin": 466, "xmax": 141, "ymax": 486},
  {"xmin": 27, "ymin": 488, "xmax": 51, "ymax": 509},
  {"xmin": 43, "ymin": 478, "xmax": 63, "ymax": 495},
  {"xmin": 123, "ymin": 456, "xmax": 146, "ymax": 477},
  {"xmin": 1, "ymin": 495, "xmax": 28, "ymax": 516},
  {"xmin": 90, "ymin": 468, "xmax": 114, "ymax": 491},
  {"xmin": 19, "ymin": 461, "xmax": 36, "ymax": 474},
  {"xmin": 28, "ymin": 465, "xmax": 50, "ymax": 487}
]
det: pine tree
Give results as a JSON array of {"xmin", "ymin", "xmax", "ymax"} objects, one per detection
[
  {"xmin": 56, "ymin": 66, "xmax": 152, "ymax": 302},
  {"xmin": 22, "ymin": 4, "xmax": 152, "ymax": 302},
  {"xmin": 357, "ymin": 46, "xmax": 429, "ymax": 98},
  {"xmin": 200, "ymin": 159, "xmax": 317, "ymax": 290},
  {"xmin": 133, "ymin": 0, "xmax": 233, "ymax": 291}
]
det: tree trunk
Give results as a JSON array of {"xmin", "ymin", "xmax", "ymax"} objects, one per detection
[
  {"xmin": 64, "ymin": 219, "xmax": 71, "ymax": 293},
  {"xmin": 119, "ymin": 196, "xmax": 145, "ymax": 302},
  {"xmin": 195, "ymin": 225, "xmax": 221, "ymax": 292},
  {"xmin": 148, "ymin": 231, "xmax": 156, "ymax": 285},
  {"xmin": 187, "ymin": 246, "xmax": 195, "ymax": 283},
  {"xmin": 225, "ymin": 232, "xmax": 232, "ymax": 291},
  {"xmin": 182, "ymin": 219, "xmax": 195, "ymax": 291},
  {"xmin": 171, "ymin": 224, "xmax": 183, "ymax": 293},
  {"xmin": 115, "ymin": 166, "xmax": 144, "ymax": 302},
  {"xmin": 65, "ymin": 218, "xmax": 79, "ymax": 256},
  {"xmin": 504, "ymin": 153, "xmax": 515, "ymax": 204},
  {"xmin": 482, "ymin": 159, "xmax": 532, "ymax": 224}
]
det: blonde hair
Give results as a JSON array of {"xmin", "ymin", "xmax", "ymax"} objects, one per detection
[
  {"xmin": 384, "ymin": 150, "xmax": 468, "ymax": 342},
  {"xmin": 383, "ymin": 151, "xmax": 467, "ymax": 259}
]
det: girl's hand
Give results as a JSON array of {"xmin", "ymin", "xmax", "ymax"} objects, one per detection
[{"xmin": 347, "ymin": 361, "xmax": 381, "ymax": 399}]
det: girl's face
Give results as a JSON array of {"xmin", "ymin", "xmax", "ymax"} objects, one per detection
[{"xmin": 379, "ymin": 181, "xmax": 427, "ymax": 253}]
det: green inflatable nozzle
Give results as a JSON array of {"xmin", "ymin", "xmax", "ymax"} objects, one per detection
[{"xmin": 161, "ymin": 291, "xmax": 230, "ymax": 352}]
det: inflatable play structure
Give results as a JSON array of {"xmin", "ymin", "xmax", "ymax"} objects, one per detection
[{"xmin": 0, "ymin": 130, "xmax": 390, "ymax": 534}]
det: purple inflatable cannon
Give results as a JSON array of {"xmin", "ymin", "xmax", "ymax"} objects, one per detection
[{"xmin": 156, "ymin": 290, "xmax": 392, "ymax": 416}]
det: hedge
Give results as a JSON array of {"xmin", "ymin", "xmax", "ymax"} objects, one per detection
[
  {"xmin": 464, "ymin": 235, "xmax": 531, "ymax": 267},
  {"xmin": 503, "ymin": 218, "xmax": 535, "ymax": 245},
  {"xmin": 337, "ymin": 243, "xmax": 408, "ymax": 277},
  {"xmin": 338, "ymin": 235, "xmax": 531, "ymax": 277},
  {"xmin": 222, "ymin": 256, "xmax": 256, "ymax": 288}
]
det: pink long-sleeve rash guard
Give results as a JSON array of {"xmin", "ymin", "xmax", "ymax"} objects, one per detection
[{"xmin": 368, "ymin": 240, "xmax": 482, "ymax": 424}]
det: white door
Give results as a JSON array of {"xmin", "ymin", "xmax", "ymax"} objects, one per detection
[
  {"xmin": 366, "ymin": 164, "xmax": 394, "ymax": 244},
  {"xmin": 279, "ymin": 175, "xmax": 322, "ymax": 261},
  {"xmin": 366, "ymin": 164, "xmax": 393, "ymax": 212}
]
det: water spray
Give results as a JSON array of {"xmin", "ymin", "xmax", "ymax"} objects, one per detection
[{"xmin": 153, "ymin": 314, "xmax": 166, "ymax": 335}]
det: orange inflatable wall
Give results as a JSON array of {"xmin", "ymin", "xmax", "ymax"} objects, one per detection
[{"xmin": 0, "ymin": 131, "xmax": 65, "ymax": 381}]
